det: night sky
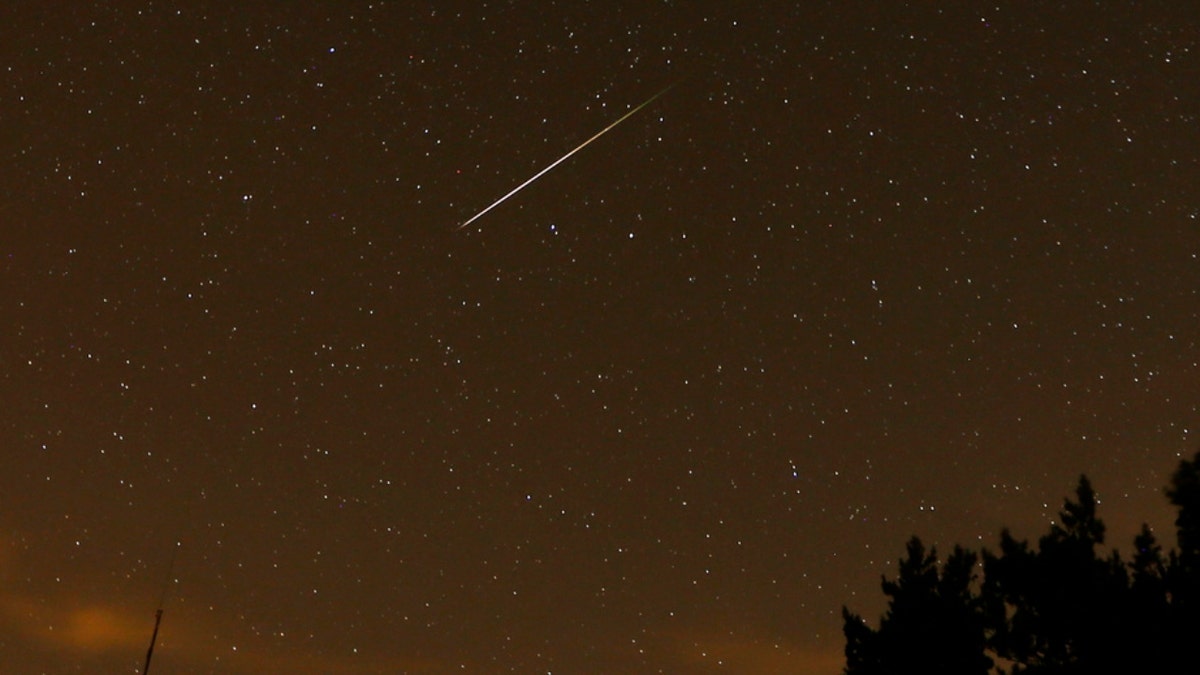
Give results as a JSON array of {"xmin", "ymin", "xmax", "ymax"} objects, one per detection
[{"xmin": 3, "ymin": 3, "xmax": 1198, "ymax": 673}]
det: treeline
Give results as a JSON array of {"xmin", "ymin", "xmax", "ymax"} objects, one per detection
[{"xmin": 843, "ymin": 452, "xmax": 1200, "ymax": 674}]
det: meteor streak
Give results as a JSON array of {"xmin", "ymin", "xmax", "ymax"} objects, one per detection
[{"xmin": 457, "ymin": 83, "xmax": 674, "ymax": 230}]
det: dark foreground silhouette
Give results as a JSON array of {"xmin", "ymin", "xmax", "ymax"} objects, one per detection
[{"xmin": 843, "ymin": 451, "xmax": 1200, "ymax": 674}]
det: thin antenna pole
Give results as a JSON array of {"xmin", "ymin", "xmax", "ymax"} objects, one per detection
[
  {"xmin": 142, "ymin": 609, "xmax": 163, "ymax": 675},
  {"xmin": 142, "ymin": 543, "xmax": 178, "ymax": 675}
]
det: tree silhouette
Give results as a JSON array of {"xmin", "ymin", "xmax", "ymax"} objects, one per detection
[
  {"xmin": 1167, "ymin": 452, "xmax": 1200, "ymax": 564},
  {"xmin": 843, "ymin": 537, "xmax": 991, "ymax": 675},
  {"xmin": 843, "ymin": 451, "xmax": 1200, "ymax": 675},
  {"xmin": 983, "ymin": 475, "xmax": 1131, "ymax": 673},
  {"xmin": 1164, "ymin": 451, "xmax": 1200, "ymax": 664}
]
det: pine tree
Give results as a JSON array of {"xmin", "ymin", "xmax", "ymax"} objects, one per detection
[
  {"xmin": 842, "ymin": 537, "xmax": 991, "ymax": 675},
  {"xmin": 844, "ymin": 455, "xmax": 1200, "ymax": 674}
]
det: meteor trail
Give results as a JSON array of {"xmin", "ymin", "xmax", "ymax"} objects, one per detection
[{"xmin": 457, "ymin": 83, "xmax": 674, "ymax": 230}]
